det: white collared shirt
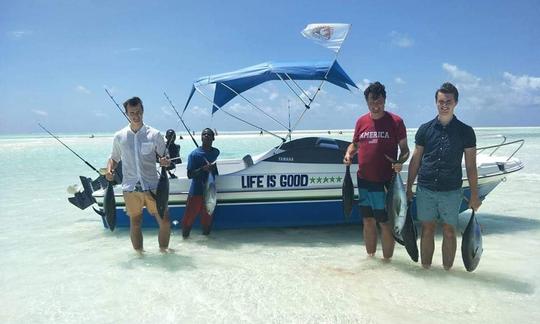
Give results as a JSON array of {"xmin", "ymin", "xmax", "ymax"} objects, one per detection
[{"xmin": 110, "ymin": 124, "xmax": 166, "ymax": 192}]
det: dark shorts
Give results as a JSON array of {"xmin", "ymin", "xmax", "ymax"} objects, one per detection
[{"xmin": 357, "ymin": 178, "xmax": 389, "ymax": 223}]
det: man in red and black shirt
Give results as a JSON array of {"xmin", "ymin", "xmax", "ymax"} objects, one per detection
[{"xmin": 344, "ymin": 82, "xmax": 409, "ymax": 260}]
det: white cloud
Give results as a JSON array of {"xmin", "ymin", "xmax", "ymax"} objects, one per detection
[
  {"xmin": 7, "ymin": 30, "xmax": 33, "ymax": 39},
  {"xmin": 114, "ymin": 47, "xmax": 143, "ymax": 54},
  {"xmin": 228, "ymin": 102, "xmax": 250, "ymax": 114},
  {"xmin": 93, "ymin": 111, "xmax": 107, "ymax": 118},
  {"xmin": 75, "ymin": 85, "xmax": 91, "ymax": 94},
  {"xmin": 442, "ymin": 63, "xmax": 481, "ymax": 89},
  {"xmin": 334, "ymin": 102, "xmax": 360, "ymax": 113},
  {"xmin": 260, "ymin": 86, "xmax": 270, "ymax": 94},
  {"xmin": 503, "ymin": 72, "xmax": 540, "ymax": 91},
  {"xmin": 389, "ymin": 31, "xmax": 414, "ymax": 48},
  {"xmin": 394, "ymin": 77, "xmax": 406, "ymax": 85},
  {"xmin": 32, "ymin": 109, "xmax": 48, "ymax": 116},
  {"xmin": 190, "ymin": 105, "xmax": 211, "ymax": 116},
  {"xmin": 441, "ymin": 63, "xmax": 540, "ymax": 111},
  {"xmin": 160, "ymin": 106, "xmax": 174, "ymax": 116},
  {"xmin": 356, "ymin": 78, "xmax": 371, "ymax": 90},
  {"xmin": 103, "ymin": 85, "xmax": 119, "ymax": 95},
  {"xmin": 386, "ymin": 101, "xmax": 398, "ymax": 110},
  {"xmin": 269, "ymin": 92, "xmax": 279, "ymax": 100}
]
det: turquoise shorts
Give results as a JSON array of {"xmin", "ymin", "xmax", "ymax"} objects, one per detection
[
  {"xmin": 357, "ymin": 178, "xmax": 388, "ymax": 222},
  {"xmin": 415, "ymin": 186, "xmax": 463, "ymax": 228}
]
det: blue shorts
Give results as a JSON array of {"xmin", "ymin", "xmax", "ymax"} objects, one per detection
[
  {"xmin": 357, "ymin": 178, "xmax": 389, "ymax": 222},
  {"xmin": 415, "ymin": 186, "xmax": 463, "ymax": 228}
]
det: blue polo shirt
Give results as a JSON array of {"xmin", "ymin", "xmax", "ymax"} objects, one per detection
[
  {"xmin": 187, "ymin": 146, "xmax": 220, "ymax": 195},
  {"xmin": 416, "ymin": 116, "xmax": 476, "ymax": 191}
]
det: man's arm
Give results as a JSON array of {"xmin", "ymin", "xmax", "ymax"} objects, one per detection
[
  {"xmin": 156, "ymin": 133, "xmax": 171, "ymax": 167},
  {"xmin": 105, "ymin": 158, "xmax": 118, "ymax": 181},
  {"xmin": 106, "ymin": 136, "xmax": 120, "ymax": 181},
  {"xmin": 343, "ymin": 142, "xmax": 357, "ymax": 165},
  {"xmin": 392, "ymin": 138, "xmax": 410, "ymax": 172},
  {"xmin": 406, "ymin": 144, "xmax": 424, "ymax": 201},
  {"xmin": 464, "ymin": 147, "xmax": 481, "ymax": 211}
]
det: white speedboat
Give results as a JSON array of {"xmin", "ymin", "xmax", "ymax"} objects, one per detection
[
  {"xmin": 74, "ymin": 134, "xmax": 523, "ymax": 229},
  {"xmin": 68, "ymin": 51, "xmax": 525, "ymax": 230}
]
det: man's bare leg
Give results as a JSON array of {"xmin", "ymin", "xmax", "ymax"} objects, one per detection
[
  {"xmin": 155, "ymin": 209, "xmax": 171, "ymax": 251},
  {"xmin": 442, "ymin": 223, "xmax": 457, "ymax": 270},
  {"xmin": 421, "ymin": 221, "xmax": 436, "ymax": 269},
  {"xmin": 380, "ymin": 222, "xmax": 395, "ymax": 260},
  {"xmin": 363, "ymin": 217, "xmax": 377, "ymax": 256},
  {"xmin": 130, "ymin": 214, "xmax": 144, "ymax": 252}
]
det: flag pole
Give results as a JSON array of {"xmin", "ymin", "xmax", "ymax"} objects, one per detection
[
  {"xmin": 291, "ymin": 23, "xmax": 352, "ymax": 134},
  {"xmin": 310, "ymin": 24, "xmax": 352, "ymax": 104}
]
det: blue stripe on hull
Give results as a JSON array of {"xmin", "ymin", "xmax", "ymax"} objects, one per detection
[
  {"xmin": 112, "ymin": 200, "xmax": 362, "ymax": 229},
  {"xmin": 106, "ymin": 179, "xmax": 502, "ymax": 229}
]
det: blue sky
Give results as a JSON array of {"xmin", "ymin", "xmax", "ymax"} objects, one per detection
[{"xmin": 1, "ymin": 0, "xmax": 539, "ymax": 135}]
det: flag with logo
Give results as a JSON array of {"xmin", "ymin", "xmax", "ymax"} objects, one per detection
[{"xmin": 301, "ymin": 23, "xmax": 351, "ymax": 53}]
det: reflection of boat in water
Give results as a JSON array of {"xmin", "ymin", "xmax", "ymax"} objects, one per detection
[{"xmin": 67, "ymin": 28, "xmax": 525, "ymax": 230}]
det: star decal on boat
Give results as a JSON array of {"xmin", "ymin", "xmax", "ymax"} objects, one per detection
[{"xmin": 310, "ymin": 176, "xmax": 343, "ymax": 184}]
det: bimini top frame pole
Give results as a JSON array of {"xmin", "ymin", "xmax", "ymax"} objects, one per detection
[
  {"xmin": 193, "ymin": 86, "xmax": 287, "ymax": 142},
  {"xmin": 182, "ymin": 60, "xmax": 357, "ymax": 142}
]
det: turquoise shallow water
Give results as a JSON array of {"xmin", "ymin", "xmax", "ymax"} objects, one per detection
[{"xmin": 1, "ymin": 127, "xmax": 539, "ymax": 323}]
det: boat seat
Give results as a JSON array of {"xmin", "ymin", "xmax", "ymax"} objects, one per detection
[{"xmin": 243, "ymin": 154, "xmax": 254, "ymax": 167}]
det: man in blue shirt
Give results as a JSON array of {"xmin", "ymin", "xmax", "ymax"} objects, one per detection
[
  {"xmin": 181, "ymin": 128, "xmax": 220, "ymax": 238},
  {"xmin": 406, "ymin": 82, "xmax": 481, "ymax": 270}
]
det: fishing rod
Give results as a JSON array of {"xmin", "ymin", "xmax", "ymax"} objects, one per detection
[
  {"xmin": 38, "ymin": 123, "xmax": 101, "ymax": 176},
  {"xmin": 104, "ymin": 88, "xmax": 130, "ymax": 122},
  {"xmin": 163, "ymin": 92, "xmax": 199, "ymax": 147}
]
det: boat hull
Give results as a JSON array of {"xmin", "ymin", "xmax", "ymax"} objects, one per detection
[
  {"xmin": 99, "ymin": 177, "xmax": 503, "ymax": 229},
  {"xmin": 86, "ymin": 136, "xmax": 524, "ymax": 230}
]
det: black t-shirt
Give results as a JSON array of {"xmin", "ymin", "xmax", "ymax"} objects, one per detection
[{"xmin": 415, "ymin": 116, "xmax": 476, "ymax": 191}]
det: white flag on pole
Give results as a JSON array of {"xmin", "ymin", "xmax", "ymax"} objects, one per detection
[{"xmin": 301, "ymin": 23, "xmax": 351, "ymax": 53}]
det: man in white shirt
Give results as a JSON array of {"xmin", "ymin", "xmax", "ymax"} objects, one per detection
[{"xmin": 105, "ymin": 97, "xmax": 171, "ymax": 253}]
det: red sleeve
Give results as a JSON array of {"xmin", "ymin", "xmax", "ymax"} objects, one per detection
[
  {"xmin": 352, "ymin": 117, "xmax": 361, "ymax": 144},
  {"xmin": 397, "ymin": 117, "xmax": 407, "ymax": 141}
]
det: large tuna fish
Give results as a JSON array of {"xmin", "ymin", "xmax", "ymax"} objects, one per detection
[
  {"xmin": 342, "ymin": 165, "xmax": 354, "ymax": 219},
  {"xmin": 386, "ymin": 171, "xmax": 407, "ymax": 237},
  {"xmin": 153, "ymin": 166, "xmax": 169, "ymax": 219},
  {"xmin": 93, "ymin": 181, "xmax": 116, "ymax": 231},
  {"xmin": 461, "ymin": 210, "xmax": 483, "ymax": 272},
  {"xmin": 204, "ymin": 171, "xmax": 217, "ymax": 215},
  {"xmin": 384, "ymin": 153, "xmax": 409, "ymax": 238},
  {"xmin": 400, "ymin": 203, "xmax": 419, "ymax": 262}
]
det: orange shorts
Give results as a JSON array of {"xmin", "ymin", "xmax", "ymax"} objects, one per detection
[{"xmin": 123, "ymin": 191, "xmax": 159, "ymax": 217}]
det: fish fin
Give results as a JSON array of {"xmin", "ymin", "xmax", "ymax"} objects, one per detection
[
  {"xmin": 397, "ymin": 151, "xmax": 410, "ymax": 164},
  {"xmin": 384, "ymin": 152, "xmax": 410, "ymax": 164},
  {"xmin": 92, "ymin": 207, "xmax": 104, "ymax": 217},
  {"xmin": 384, "ymin": 154, "xmax": 397, "ymax": 163}
]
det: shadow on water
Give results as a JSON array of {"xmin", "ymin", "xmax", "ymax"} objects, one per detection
[
  {"xmin": 389, "ymin": 258, "xmax": 536, "ymax": 295},
  {"xmin": 119, "ymin": 250, "xmax": 196, "ymax": 272},
  {"xmin": 184, "ymin": 211, "xmax": 540, "ymax": 250},
  {"xmin": 189, "ymin": 224, "xmax": 364, "ymax": 250},
  {"xmin": 461, "ymin": 213, "xmax": 540, "ymax": 235}
]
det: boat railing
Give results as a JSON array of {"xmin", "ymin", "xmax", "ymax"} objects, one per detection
[{"xmin": 477, "ymin": 137, "xmax": 525, "ymax": 161}]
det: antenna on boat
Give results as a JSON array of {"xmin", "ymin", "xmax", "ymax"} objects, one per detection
[
  {"xmin": 37, "ymin": 123, "xmax": 102, "ymax": 176},
  {"xmin": 163, "ymin": 92, "xmax": 199, "ymax": 148},
  {"xmin": 104, "ymin": 88, "xmax": 130, "ymax": 122},
  {"xmin": 287, "ymin": 99, "xmax": 292, "ymax": 141}
]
